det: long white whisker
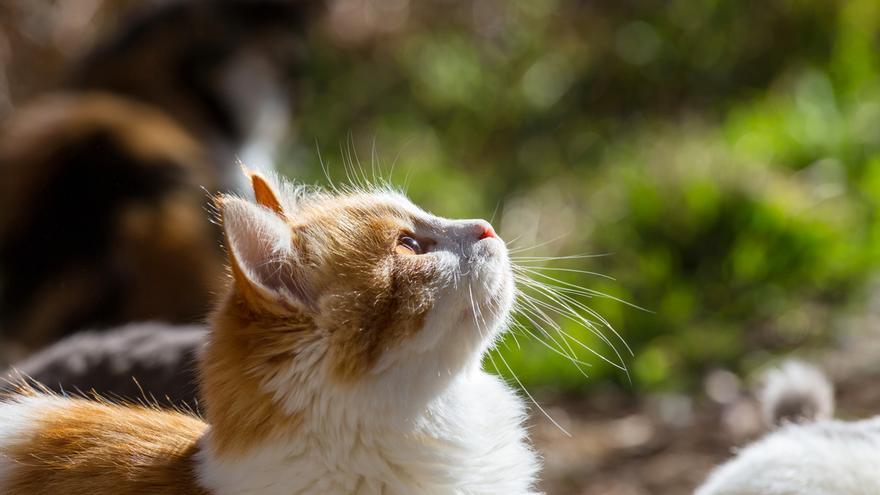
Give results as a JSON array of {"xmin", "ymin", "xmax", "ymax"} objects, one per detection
[
  {"xmin": 514, "ymin": 265, "xmax": 616, "ymax": 281},
  {"xmin": 470, "ymin": 284, "xmax": 570, "ymax": 436},
  {"xmin": 515, "ymin": 273, "xmax": 632, "ymax": 355},
  {"xmin": 511, "ymin": 299, "xmax": 593, "ymax": 372},
  {"xmin": 514, "ymin": 305, "xmax": 592, "ymax": 380},
  {"xmin": 521, "ymin": 268, "xmax": 649, "ymax": 313},
  {"xmin": 516, "ymin": 294, "xmax": 625, "ymax": 371},
  {"xmin": 510, "ymin": 253, "xmax": 613, "ymax": 262},
  {"xmin": 492, "ymin": 343, "xmax": 572, "ymax": 437},
  {"xmin": 517, "ymin": 286, "xmax": 628, "ymax": 372},
  {"xmin": 506, "ymin": 231, "xmax": 572, "ymax": 255}
]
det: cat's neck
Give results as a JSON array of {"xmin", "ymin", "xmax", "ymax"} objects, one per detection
[
  {"xmin": 195, "ymin": 369, "xmax": 540, "ymax": 495},
  {"xmin": 195, "ymin": 292, "xmax": 539, "ymax": 494},
  {"xmin": 198, "ymin": 290, "xmax": 490, "ymax": 450}
]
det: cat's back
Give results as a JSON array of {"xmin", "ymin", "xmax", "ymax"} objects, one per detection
[{"xmin": 0, "ymin": 393, "xmax": 208, "ymax": 495}]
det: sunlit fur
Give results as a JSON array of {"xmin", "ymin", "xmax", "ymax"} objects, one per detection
[
  {"xmin": 0, "ymin": 174, "xmax": 540, "ymax": 494},
  {"xmin": 0, "ymin": 391, "xmax": 208, "ymax": 495}
]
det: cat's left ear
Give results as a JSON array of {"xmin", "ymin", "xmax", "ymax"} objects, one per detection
[{"xmin": 219, "ymin": 195, "xmax": 313, "ymax": 310}]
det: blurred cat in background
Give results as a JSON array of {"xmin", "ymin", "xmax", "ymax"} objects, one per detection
[
  {"xmin": 0, "ymin": 0, "xmax": 322, "ymax": 361},
  {"xmin": 67, "ymin": 0, "xmax": 321, "ymax": 185},
  {"xmin": 696, "ymin": 360, "xmax": 880, "ymax": 495}
]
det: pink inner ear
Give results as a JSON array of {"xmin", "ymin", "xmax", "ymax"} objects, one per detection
[{"xmin": 222, "ymin": 197, "xmax": 304, "ymax": 305}]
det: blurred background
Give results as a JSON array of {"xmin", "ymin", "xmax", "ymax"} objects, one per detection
[{"xmin": 4, "ymin": 0, "xmax": 880, "ymax": 493}]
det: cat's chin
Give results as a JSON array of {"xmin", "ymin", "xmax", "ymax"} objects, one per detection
[{"xmin": 366, "ymin": 270, "xmax": 513, "ymax": 387}]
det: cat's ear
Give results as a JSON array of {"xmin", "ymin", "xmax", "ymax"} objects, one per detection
[
  {"xmin": 249, "ymin": 172, "xmax": 285, "ymax": 216},
  {"xmin": 219, "ymin": 196, "xmax": 311, "ymax": 309}
]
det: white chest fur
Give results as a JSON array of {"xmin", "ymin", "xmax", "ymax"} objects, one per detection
[{"xmin": 196, "ymin": 371, "xmax": 540, "ymax": 495}]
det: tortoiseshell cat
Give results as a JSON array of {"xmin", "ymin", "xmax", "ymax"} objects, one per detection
[
  {"xmin": 0, "ymin": 173, "xmax": 540, "ymax": 494},
  {"xmin": 67, "ymin": 0, "xmax": 321, "ymax": 187},
  {"xmin": 0, "ymin": 0, "xmax": 321, "ymax": 358}
]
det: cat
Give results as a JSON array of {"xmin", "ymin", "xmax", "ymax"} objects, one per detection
[
  {"xmin": 0, "ymin": 173, "xmax": 541, "ymax": 494},
  {"xmin": 0, "ymin": 92, "xmax": 223, "ymax": 358},
  {"xmin": 66, "ymin": 0, "xmax": 323, "ymax": 186},
  {"xmin": 696, "ymin": 360, "xmax": 880, "ymax": 495},
  {"xmin": 0, "ymin": 0, "xmax": 322, "ymax": 358},
  {"xmin": 2, "ymin": 322, "xmax": 206, "ymax": 408}
]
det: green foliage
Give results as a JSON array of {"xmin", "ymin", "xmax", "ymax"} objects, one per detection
[{"xmin": 281, "ymin": 0, "xmax": 880, "ymax": 393}]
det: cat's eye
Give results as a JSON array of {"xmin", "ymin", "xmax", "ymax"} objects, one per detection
[{"xmin": 395, "ymin": 235, "xmax": 423, "ymax": 255}]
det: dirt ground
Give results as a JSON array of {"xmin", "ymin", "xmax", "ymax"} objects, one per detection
[
  {"xmin": 531, "ymin": 380, "xmax": 880, "ymax": 494},
  {"xmin": 532, "ymin": 389, "xmax": 754, "ymax": 495},
  {"xmin": 531, "ymin": 324, "xmax": 880, "ymax": 495}
]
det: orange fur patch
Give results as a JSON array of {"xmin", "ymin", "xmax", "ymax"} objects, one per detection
[
  {"xmin": 198, "ymin": 290, "xmax": 309, "ymax": 455},
  {"xmin": 2, "ymin": 397, "xmax": 207, "ymax": 494}
]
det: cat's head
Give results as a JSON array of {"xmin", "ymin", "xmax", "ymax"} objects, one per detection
[{"xmin": 206, "ymin": 174, "xmax": 514, "ymax": 421}]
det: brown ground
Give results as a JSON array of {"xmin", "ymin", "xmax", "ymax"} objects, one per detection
[
  {"xmin": 531, "ymin": 327, "xmax": 880, "ymax": 495},
  {"xmin": 532, "ymin": 382, "xmax": 880, "ymax": 495},
  {"xmin": 532, "ymin": 389, "xmax": 756, "ymax": 495}
]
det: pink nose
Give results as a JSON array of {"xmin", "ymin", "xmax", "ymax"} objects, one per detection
[{"xmin": 477, "ymin": 222, "xmax": 496, "ymax": 240}]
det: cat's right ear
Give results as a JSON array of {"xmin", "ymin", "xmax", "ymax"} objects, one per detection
[
  {"xmin": 249, "ymin": 172, "xmax": 284, "ymax": 216},
  {"xmin": 218, "ymin": 195, "xmax": 311, "ymax": 310}
]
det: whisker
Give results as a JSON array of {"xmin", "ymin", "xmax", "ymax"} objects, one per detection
[
  {"xmin": 519, "ymin": 268, "xmax": 649, "ymax": 313},
  {"xmin": 523, "ymin": 278, "xmax": 633, "ymax": 357},
  {"xmin": 506, "ymin": 231, "xmax": 572, "ymax": 255},
  {"xmin": 491, "ymin": 346, "xmax": 571, "ymax": 437},
  {"xmin": 510, "ymin": 253, "xmax": 613, "ymax": 262},
  {"xmin": 517, "ymin": 284, "xmax": 630, "ymax": 373},
  {"xmin": 514, "ymin": 265, "xmax": 616, "ymax": 281},
  {"xmin": 516, "ymin": 294, "xmax": 626, "ymax": 372},
  {"xmin": 513, "ymin": 304, "xmax": 592, "ymax": 380},
  {"xmin": 314, "ymin": 139, "xmax": 337, "ymax": 192},
  {"xmin": 470, "ymin": 284, "xmax": 570, "ymax": 437},
  {"xmin": 516, "ymin": 271, "xmax": 631, "ymax": 359},
  {"xmin": 509, "ymin": 321, "xmax": 593, "ymax": 368},
  {"xmin": 511, "ymin": 299, "xmax": 593, "ymax": 371},
  {"xmin": 489, "ymin": 200, "xmax": 502, "ymax": 225}
]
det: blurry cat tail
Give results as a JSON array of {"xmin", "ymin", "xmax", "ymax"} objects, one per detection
[{"xmin": 759, "ymin": 360, "xmax": 834, "ymax": 427}]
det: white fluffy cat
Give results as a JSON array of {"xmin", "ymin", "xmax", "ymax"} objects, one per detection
[{"xmin": 697, "ymin": 360, "xmax": 880, "ymax": 495}]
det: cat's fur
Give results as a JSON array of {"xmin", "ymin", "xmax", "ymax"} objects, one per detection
[
  {"xmin": 696, "ymin": 360, "xmax": 880, "ymax": 495},
  {"xmin": 0, "ymin": 174, "xmax": 540, "ymax": 494},
  {"xmin": 759, "ymin": 359, "xmax": 834, "ymax": 426}
]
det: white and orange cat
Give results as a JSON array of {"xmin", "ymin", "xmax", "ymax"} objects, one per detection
[{"xmin": 0, "ymin": 173, "xmax": 540, "ymax": 494}]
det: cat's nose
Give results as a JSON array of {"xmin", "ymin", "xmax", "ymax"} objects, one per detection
[{"xmin": 473, "ymin": 220, "xmax": 497, "ymax": 240}]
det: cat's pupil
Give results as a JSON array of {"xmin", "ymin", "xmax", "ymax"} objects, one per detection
[{"xmin": 399, "ymin": 236, "xmax": 422, "ymax": 254}]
